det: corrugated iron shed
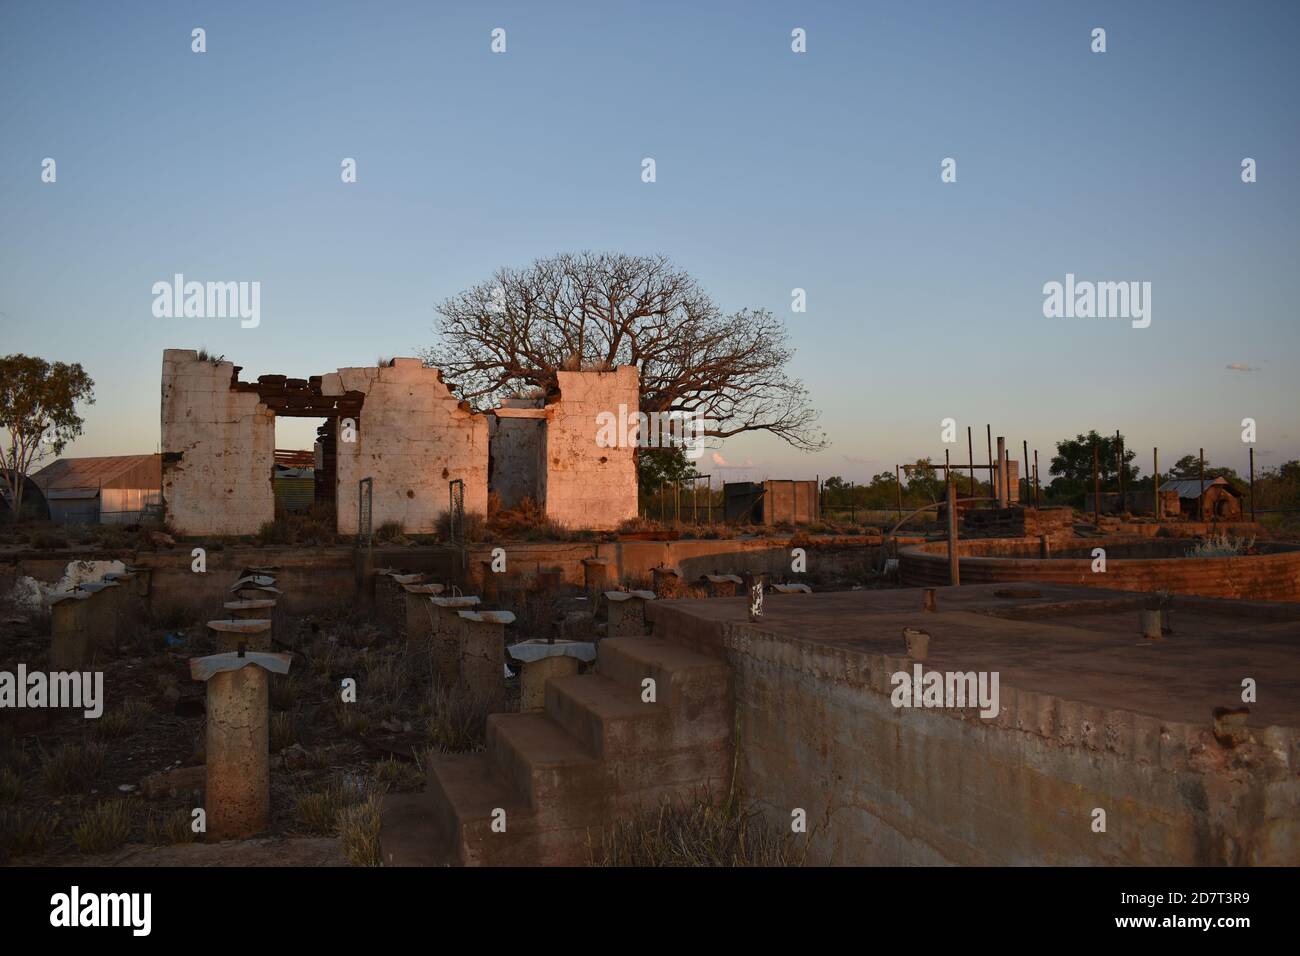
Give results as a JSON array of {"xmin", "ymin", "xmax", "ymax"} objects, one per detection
[
  {"xmin": 31, "ymin": 454, "xmax": 161, "ymax": 491},
  {"xmin": 1160, "ymin": 477, "xmax": 1233, "ymax": 499}
]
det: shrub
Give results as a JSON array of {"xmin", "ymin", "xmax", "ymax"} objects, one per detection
[{"xmin": 1186, "ymin": 532, "xmax": 1256, "ymax": 558}]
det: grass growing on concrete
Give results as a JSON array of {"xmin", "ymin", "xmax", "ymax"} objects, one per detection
[
  {"xmin": 1187, "ymin": 532, "xmax": 1256, "ymax": 558},
  {"xmin": 589, "ymin": 796, "xmax": 810, "ymax": 867},
  {"xmin": 72, "ymin": 799, "xmax": 134, "ymax": 854}
]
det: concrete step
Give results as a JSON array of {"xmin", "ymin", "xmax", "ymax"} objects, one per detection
[
  {"xmin": 485, "ymin": 713, "xmax": 615, "ymax": 825},
  {"xmin": 545, "ymin": 672, "xmax": 673, "ymax": 759},
  {"xmin": 597, "ymin": 637, "xmax": 731, "ymax": 717},
  {"xmin": 422, "ymin": 751, "xmax": 534, "ymax": 866},
  {"xmin": 378, "ymin": 791, "xmax": 457, "ymax": 867}
]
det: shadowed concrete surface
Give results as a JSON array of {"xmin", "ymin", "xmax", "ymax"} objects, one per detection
[
  {"xmin": 659, "ymin": 585, "xmax": 1299, "ymax": 865},
  {"xmin": 650, "ymin": 585, "xmax": 1300, "ymax": 727},
  {"xmin": 384, "ymin": 583, "xmax": 1299, "ymax": 866}
]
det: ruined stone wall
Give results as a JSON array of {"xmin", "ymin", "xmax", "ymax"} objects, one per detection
[
  {"xmin": 727, "ymin": 628, "xmax": 1298, "ymax": 865},
  {"xmin": 161, "ymin": 349, "xmax": 274, "ymax": 535},
  {"xmin": 542, "ymin": 367, "xmax": 639, "ymax": 531},
  {"xmin": 327, "ymin": 359, "xmax": 489, "ymax": 535}
]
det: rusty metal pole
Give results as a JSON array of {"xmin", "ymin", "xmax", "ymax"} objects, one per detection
[
  {"xmin": 967, "ymin": 426, "xmax": 975, "ymax": 497},
  {"xmin": 1199, "ymin": 448, "xmax": 1206, "ymax": 521},
  {"xmin": 1022, "ymin": 440, "xmax": 1030, "ymax": 507},
  {"xmin": 1093, "ymin": 442, "xmax": 1100, "ymax": 525},
  {"xmin": 1033, "ymin": 449, "xmax": 1041, "ymax": 508},
  {"xmin": 895, "ymin": 465, "xmax": 903, "ymax": 521},
  {"xmin": 1116, "ymin": 430, "xmax": 1125, "ymax": 513},
  {"xmin": 1249, "ymin": 446, "xmax": 1255, "ymax": 521},
  {"xmin": 946, "ymin": 476, "xmax": 960, "ymax": 586},
  {"xmin": 1154, "ymin": 447, "xmax": 1161, "ymax": 521},
  {"xmin": 986, "ymin": 425, "xmax": 994, "ymax": 503},
  {"xmin": 996, "ymin": 436, "xmax": 1007, "ymax": 507}
]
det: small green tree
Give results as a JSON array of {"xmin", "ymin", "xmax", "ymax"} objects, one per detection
[
  {"xmin": 0, "ymin": 354, "xmax": 95, "ymax": 522},
  {"xmin": 1048, "ymin": 430, "xmax": 1139, "ymax": 500}
]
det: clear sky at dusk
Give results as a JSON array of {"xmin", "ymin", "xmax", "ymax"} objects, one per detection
[{"xmin": 2, "ymin": 0, "xmax": 1297, "ymax": 483}]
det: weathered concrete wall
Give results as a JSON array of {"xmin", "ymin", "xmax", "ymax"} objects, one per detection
[
  {"xmin": 461, "ymin": 534, "xmax": 904, "ymax": 590},
  {"xmin": 762, "ymin": 480, "xmax": 820, "ymax": 525},
  {"xmin": 726, "ymin": 626, "xmax": 1298, "ymax": 865},
  {"xmin": 542, "ymin": 368, "xmax": 639, "ymax": 530},
  {"xmin": 488, "ymin": 411, "xmax": 545, "ymax": 509},
  {"xmin": 327, "ymin": 359, "xmax": 489, "ymax": 535},
  {"xmin": 161, "ymin": 350, "xmax": 275, "ymax": 535},
  {"xmin": 900, "ymin": 536, "xmax": 1300, "ymax": 601}
]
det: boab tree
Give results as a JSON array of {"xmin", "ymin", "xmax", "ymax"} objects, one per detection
[
  {"xmin": 419, "ymin": 253, "xmax": 826, "ymax": 456},
  {"xmin": 0, "ymin": 354, "xmax": 95, "ymax": 522}
]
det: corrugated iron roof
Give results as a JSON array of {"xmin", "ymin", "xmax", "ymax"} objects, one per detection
[
  {"xmin": 1160, "ymin": 477, "xmax": 1232, "ymax": 498},
  {"xmin": 31, "ymin": 455, "xmax": 160, "ymax": 491}
]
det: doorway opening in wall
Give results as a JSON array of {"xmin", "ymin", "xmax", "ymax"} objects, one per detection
[{"xmin": 271, "ymin": 415, "xmax": 336, "ymax": 542}]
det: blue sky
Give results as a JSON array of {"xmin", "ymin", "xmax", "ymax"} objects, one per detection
[{"xmin": 2, "ymin": 0, "xmax": 1297, "ymax": 483}]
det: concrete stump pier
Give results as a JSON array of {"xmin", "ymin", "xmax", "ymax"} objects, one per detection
[
  {"xmin": 604, "ymin": 590, "xmax": 656, "ymax": 638},
  {"xmin": 508, "ymin": 639, "xmax": 597, "ymax": 712},
  {"xmin": 582, "ymin": 558, "xmax": 609, "ymax": 597},
  {"xmin": 702, "ymin": 573, "xmax": 743, "ymax": 598},
  {"xmin": 536, "ymin": 567, "xmax": 564, "ymax": 592},
  {"xmin": 454, "ymin": 610, "xmax": 515, "ymax": 710},
  {"xmin": 207, "ymin": 619, "xmax": 273, "ymax": 653},
  {"xmin": 428, "ymin": 596, "xmax": 482, "ymax": 685},
  {"xmin": 651, "ymin": 566, "xmax": 682, "ymax": 598},
  {"xmin": 479, "ymin": 561, "xmax": 500, "ymax": 602},
  {"xmin": 103, "ymin": 570, "xmax": 141, "ymax": 632},
  {"xmin": 224, "ymin": 598, "xmax": 277, "ymax": 621},
  {"xmin": 401, "ymin": 583, "xmax": 445, "ymax": 642},
  {"xmin": 78, "ymin": 581, "xmax": 123, "ymax": 653},
  {"xmin": 49, "ymin": 591, "xmax": 94, "ymax": 670},
  {"xmin": 190, "ymin": 651, "xmax": 292, "ymax": 840}
]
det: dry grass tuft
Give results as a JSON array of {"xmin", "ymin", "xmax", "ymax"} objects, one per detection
[
  {"xmin": 294, "ymin": 777, "xmax": 374, "ymax": 836},
  {"xmin": 0, "ymin": 807, "xmax": 58, "ymax": 859},
  {"xmin": 40, "ymin": 740, "xmax": 108, "ymax": 794},
  {"xmin": 145, "ymin": 807, "xmax": 198, "ymax": 845},
  {"xmin": 589, "ymin": 796, "xmax": 810, "ymax": 867},
  {"xmin": 72, "ymin": 799, "xmax": 134, "ymax": 854},
  {"xmin": 425, "ymin": 685, "xmax": 494, "ymax": 753},
  {"xmin": 338, "ymin": 791, "xmax": 384, "ymax": 866}
]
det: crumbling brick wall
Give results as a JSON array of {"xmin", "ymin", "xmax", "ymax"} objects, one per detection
[{"xmin": 161, "ymin": 349, "xmax": 275, "ymax": 535}]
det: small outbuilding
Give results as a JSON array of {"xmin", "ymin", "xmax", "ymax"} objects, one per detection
[
  {"xmin": 1158, "ymin": 477, "xmax": 1241, "ymax": 520},
  {"xmin": 30, "ymin": 454, "xmax": 162, "ymax": 525}
]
